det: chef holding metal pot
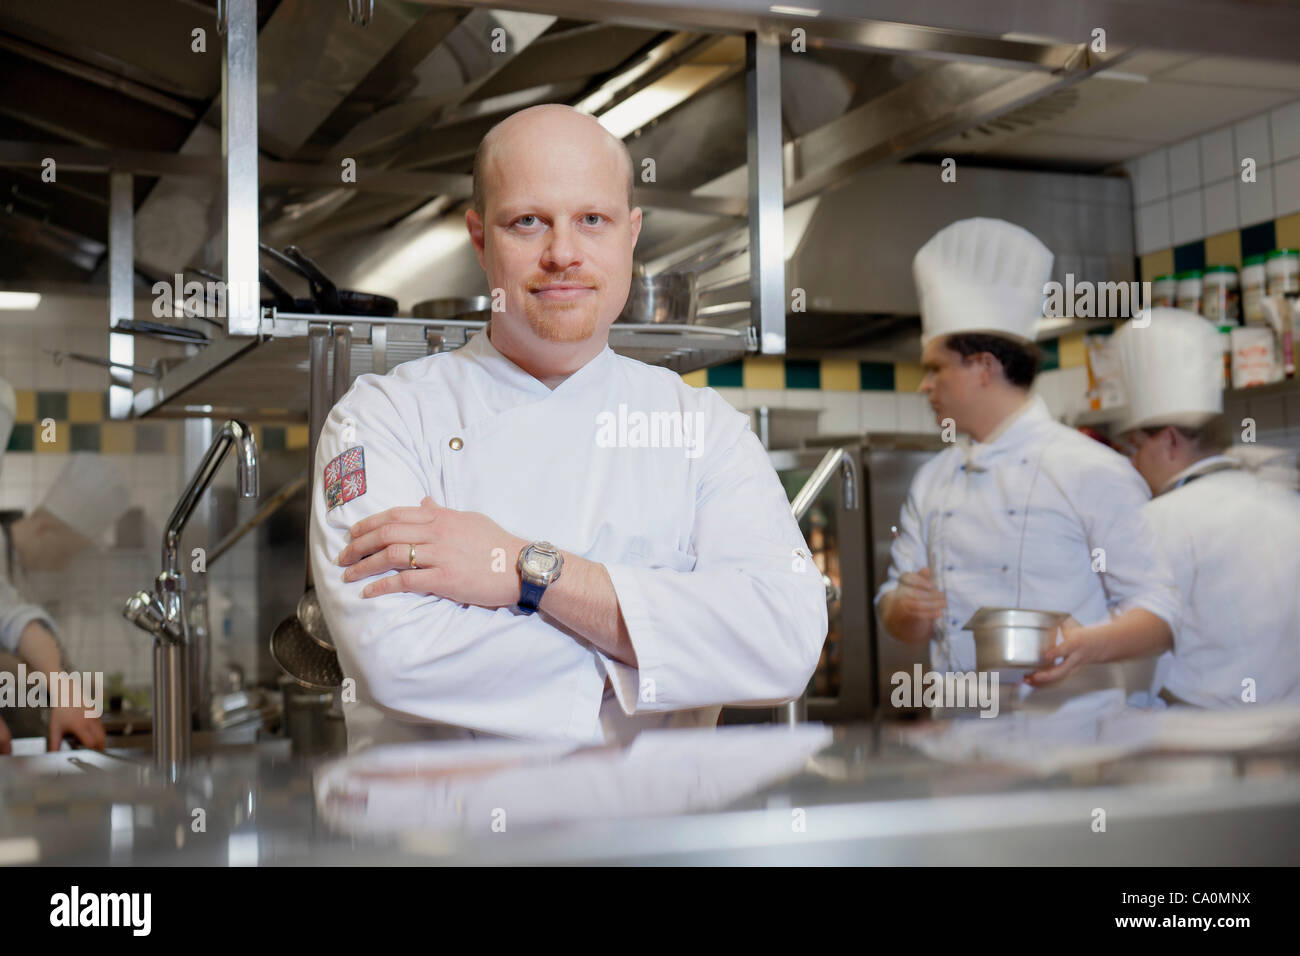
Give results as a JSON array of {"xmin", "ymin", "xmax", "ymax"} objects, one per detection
[
  {"xmin": 875, "ymin": 218, "xmax": 1182, "ymax": 710},
  {"xmin": 1071, "ymin": 307, "xmax": 1300, "ymax": 707}
]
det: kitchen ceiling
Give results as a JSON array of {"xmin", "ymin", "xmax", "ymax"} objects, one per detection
[
  {"xmin": 931, "ymin": 50, "xmax": 1300, "ymax": 168},
  {"xmin": 3, "ymin": 0, "xmax": 1300, "ymax": 293}
]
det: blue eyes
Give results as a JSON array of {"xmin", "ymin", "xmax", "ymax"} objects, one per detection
[{"xmin": 511, "ymin": 214, "xmax": 604, "ymax": 228}]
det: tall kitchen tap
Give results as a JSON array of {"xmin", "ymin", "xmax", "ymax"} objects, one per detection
[{"xmin": 124, "ymin": 420, "xmax": 258, "ymax": 781}]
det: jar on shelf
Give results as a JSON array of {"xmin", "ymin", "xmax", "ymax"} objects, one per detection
[
  {"xmin": 1241, "ymin": 254, "xmax": 1268, "ymax": 325},
  {"xmin": 1266, "ymin": 249, "xmax": 1299, "ymax": 298},
  {"xmin": 1175, "ymin": 269, "xmax": 1203, "ymax": 314},
  {"xmin": 1151, "ymin": 274, "xmax": 1178, "ymax": 308},
  {"xmin": 1201, "ymin": 265, "xmax": 1239, "ymax": 324}
]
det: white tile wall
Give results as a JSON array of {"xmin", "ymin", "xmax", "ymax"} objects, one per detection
[
  {"xmin": 1273, "ymin": 100, "xmax": 1300, "ymax": 161},
  {"xmin": 1275, "ymin": 156, "xmax": 1300, "ymax": 218},
  {"xmin": 1170, "ymin": 190, "xmax": 1205, "ymax": 245},
  {"xmin": 1237, "ymin": 165, "xmax": 1275, "ymax": 227},
  {"xmin": 1130, "ymin": 97, "xmax": 1300, "ymax": 253},
  {"xmin": 1203, "ymin": 179, "xmax": 1239, "ymax": 235}
]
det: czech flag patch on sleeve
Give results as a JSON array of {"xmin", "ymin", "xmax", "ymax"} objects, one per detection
[{"xmin": 324, "ymin": 446, "xmax": 366, "ymax": 511}]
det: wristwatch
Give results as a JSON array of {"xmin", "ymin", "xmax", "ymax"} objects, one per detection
[{"xmin": 516, "ymin": 541, "xmax": 563, "ymax": 614}]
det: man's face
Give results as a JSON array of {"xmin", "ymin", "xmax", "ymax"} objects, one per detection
[
  {"xmin": 466, "ymin": 117, "xmax": 641, "ymax": 347},
  {"xmin": 1118, "ymin": 427, "xmax": 1171, "ymax": 494},
  {"xmin": 919, "ymin": 337, "xmax": 987, "ymax": 431}
]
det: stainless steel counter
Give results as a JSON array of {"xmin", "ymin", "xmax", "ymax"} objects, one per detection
[{"xmin": 3, "ymin": 710, "xmax": 1299, "ymax": 866}]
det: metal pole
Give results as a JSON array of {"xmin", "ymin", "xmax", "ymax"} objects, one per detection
[
  {"xmin": 745, "ymin": 30, "xmax": 785, "ymax": 355},
  {"xmin": 223, "ymin": 0, "xmax": 259, "ymax": 336},
  {"xmin": 107, "ymin": 172, "xmax": 134, "ymax": 419}
]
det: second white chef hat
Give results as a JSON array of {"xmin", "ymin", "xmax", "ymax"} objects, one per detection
[
  {"xmin": 913, "ymin": 217, "xmax": 1054, "ymax": 346},
  {"xmin": 1113, "ymin": 307, "xmax": 1224, "ymax": 433}
]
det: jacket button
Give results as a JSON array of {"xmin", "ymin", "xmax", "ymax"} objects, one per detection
[{"xmin": 449, "ymin": 437, "xmax": 464, "ymax": 451}]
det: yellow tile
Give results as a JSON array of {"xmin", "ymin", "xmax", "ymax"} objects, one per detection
[
  {"xmin": 1277, "ymin": 212, "xmax": 1300, "ymax": 249},
  {"xmin": 820, "ymin": 358, "xmax": 859, "ymax": 391},
  {"xmin": 14, "ymin": 390, "xmax": 35, "ymax": 423},
  {"xmin": 34, "ymin": 420, "xmax": 69, "ymax": 453},
  {"xmin": 286, "ymin": 424, "xmax": 310, "ymax": 449},
  {"xmin": 100, "ymin": 422, "xmax": 134, "ymax": 454},
  {"xmin": 743, "ymin": 356, "xmax": 784, "ymax": 390},
  {"xmin": 894, "ymin": 361, "xmax": 924, "ymax": 393},
  {"xmin": 67, "ymin": 390, "xmax": 104, "ymax": 423},
  {"xmin": 1059, "ymin": 332, "xmax": 1087, "ymax": 369},
  {"xmin": 680, "ymin": 369, "xmax": 707, "ymax": 387},
  {"xmin": 1204, "ymin": 230, "xmax": 1242, "ymax": 268},
  {"xmin": 1139, "ymin": 249, "xmax": 1175, "ymax": 283}
]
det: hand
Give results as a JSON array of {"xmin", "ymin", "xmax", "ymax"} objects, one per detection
[
  {"xmin": 337, "ymin": 497, "xmax": 528, "ymax": 609},
  {"xmin": 47, "ymin": 706, "xmax": 106, "ymax": 752},
  {"xmin": 884, "ymin": 567, "xmax": 947, "ymax": 643},
  {"xmin": 1024, "ymin": 617, "xmax": 1096, "ymax": 687},
  {"xmin": 0, "ymin": 713, "xmax": 10, "ymax": 755}
]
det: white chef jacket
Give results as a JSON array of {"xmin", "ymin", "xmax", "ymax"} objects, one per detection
[
  {"xmin": 0, "ymin": 574, "xmax": 56, "ymax": 655},
  {"xmin": 874, "ymin": 395, "xmax": 1182, "ymax": 704},
  {"xmin": 1145, "ymin": 456, "xmax": 1300, "ymax": 707},
  {"xmin": 309, "ymin": 326, "xmax": 827, "ymax": 751}
]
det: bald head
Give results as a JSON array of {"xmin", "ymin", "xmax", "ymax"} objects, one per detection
[{"xmin": 471, "ymin": 104, "xmax": 634, "ymax": 216}]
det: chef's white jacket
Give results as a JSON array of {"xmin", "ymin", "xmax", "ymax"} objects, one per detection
[
  {"xmin": 1146, "ymin": 457, "xmax": 1300, "ymax": 707},
  {"xmin": 875, "ymin": 396, "xmax": 1182, "ymax": 704},
  {"xmin": 309, "ymin": 326, "xmax": 827, "ymax": 750},
  {"xmin": 0, "ymin": 574, "xmax": 55, "ymax": 655}
]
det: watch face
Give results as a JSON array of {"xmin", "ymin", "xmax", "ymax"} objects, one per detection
[{"xmin": 523, "ymin": 544, "xmax": 559, "ymax": 577}]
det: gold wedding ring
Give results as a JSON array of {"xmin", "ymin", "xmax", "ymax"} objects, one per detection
[{"xmin": 409, "ymin": 543, "xmax": 418, "ymax": 569}]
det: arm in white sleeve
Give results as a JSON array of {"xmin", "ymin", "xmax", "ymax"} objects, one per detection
[
  {"xmin": 598, "ymin": 421, "xmax": 828, "ymax": 714},
  {"xmin": 0, "ymin": 573, "xmax": 56, "ymax": 654},
  {"xmin": 873, "ymin": 476, "xmax": 929, "ymax": 613},
  {"xmin": 1073, "ymin": 456, "xmax": 1182, "ymax": 635},
  {"xmin": 308, "ymin": 377, "xmax": 587, "ymax": 736}
]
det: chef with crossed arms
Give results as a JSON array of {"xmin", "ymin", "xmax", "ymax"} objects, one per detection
[{"xmin": 309, "ymin": 105, "xmax": 827, "ymax": 750}]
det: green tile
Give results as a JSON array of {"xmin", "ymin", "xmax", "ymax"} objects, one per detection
[
  {"xmin": 6, "ymin": 424, "xmax": 34, "ymax": 452},
  {"xmin": 70, "ymin": 424, "xmax": 101, "ymax": 451},
  {"xmin": 1040, "ymin": 338, "xmax": 1060, "ymax": 372},
  {"xmin": 784, "ymin": 360, "xmax": 820, "ymax": 389},
  {"xmin": 136, "ymin": 424, "xmax": 165, "ymax": 452},
  {"xmin": 706, "ymin": 360, "xmax": 743, "ymax": 389},
  {"xmin": 36, "ymin": 391, "xmax": 67, "ymax": 421},
  {"xmin": 859, "ymin": 362, "xmax": 895, "ymax": 391},
  {"xmin": 262, "ymin": 425, "xmax": 286, "ymax": 451}
]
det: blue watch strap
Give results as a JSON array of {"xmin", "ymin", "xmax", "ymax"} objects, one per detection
[{"xmin": 518, "ymin": 579, "xmax": 547, "ymax": 614}]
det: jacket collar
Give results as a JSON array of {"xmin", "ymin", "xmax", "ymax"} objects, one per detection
[
  {"xmin": 955, "ymin": 394, "xmax": 1049, "ymax": 471},
  {"xmin": 464, "ymin": 321, "xmax": 616, "ymax": 397},
  {"xmin": 1156, "ymin": 454, "xmax": 1239, "ymax": 496}
]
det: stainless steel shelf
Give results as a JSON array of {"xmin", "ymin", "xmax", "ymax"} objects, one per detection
[{"xmin": 131, "ymin": 311, "xmax": 754, "ymax": 420}]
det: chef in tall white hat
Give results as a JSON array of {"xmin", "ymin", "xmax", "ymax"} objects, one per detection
[
  {"xmin": 876, "ymin": 218, "xmax": 1181, "ymax": 711},
  {"xmin": 1098, "ymin": 308, "xmax": 1300, "ymax": 706}
]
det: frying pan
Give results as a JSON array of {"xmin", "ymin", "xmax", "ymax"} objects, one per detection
[
  {"xmin": 258, "ymin": 267, "xmax": 317, "ymax": 313},
  {"xmin": 258, "ymin": 242, "xmax": 398, "ymax": 317}
]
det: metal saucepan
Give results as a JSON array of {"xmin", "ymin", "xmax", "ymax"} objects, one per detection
[
  {"xmin": 617, "ymin": 272, "xmax": 697, "ymax": 324},
  {"xmin": 411, "ymin": 296, "xmax": 491, "ymax": 322},
  {"xmin": 259, "ymin": 242, "xmax": 398, "ymax": 317},
  {"xmin": 964, "ymin": 607, "xmax": 1069, "ymax": 672}
]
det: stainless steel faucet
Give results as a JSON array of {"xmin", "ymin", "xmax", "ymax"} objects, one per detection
[{"xmin": 124, "ymin": 420, "xmax": 258, "ymax": 780}]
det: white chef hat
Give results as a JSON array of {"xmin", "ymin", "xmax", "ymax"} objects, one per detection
[
  {"xmin": 39, "ymin": 453, "xmax": 129, "ymax": 544},
  {"xmin": 1113, "ymin": 307, "xmax": 1224, "ymax": 433},
  {"xmin": 913, "ymin": 217, "xmax": 1054, "ymax": 346}
]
